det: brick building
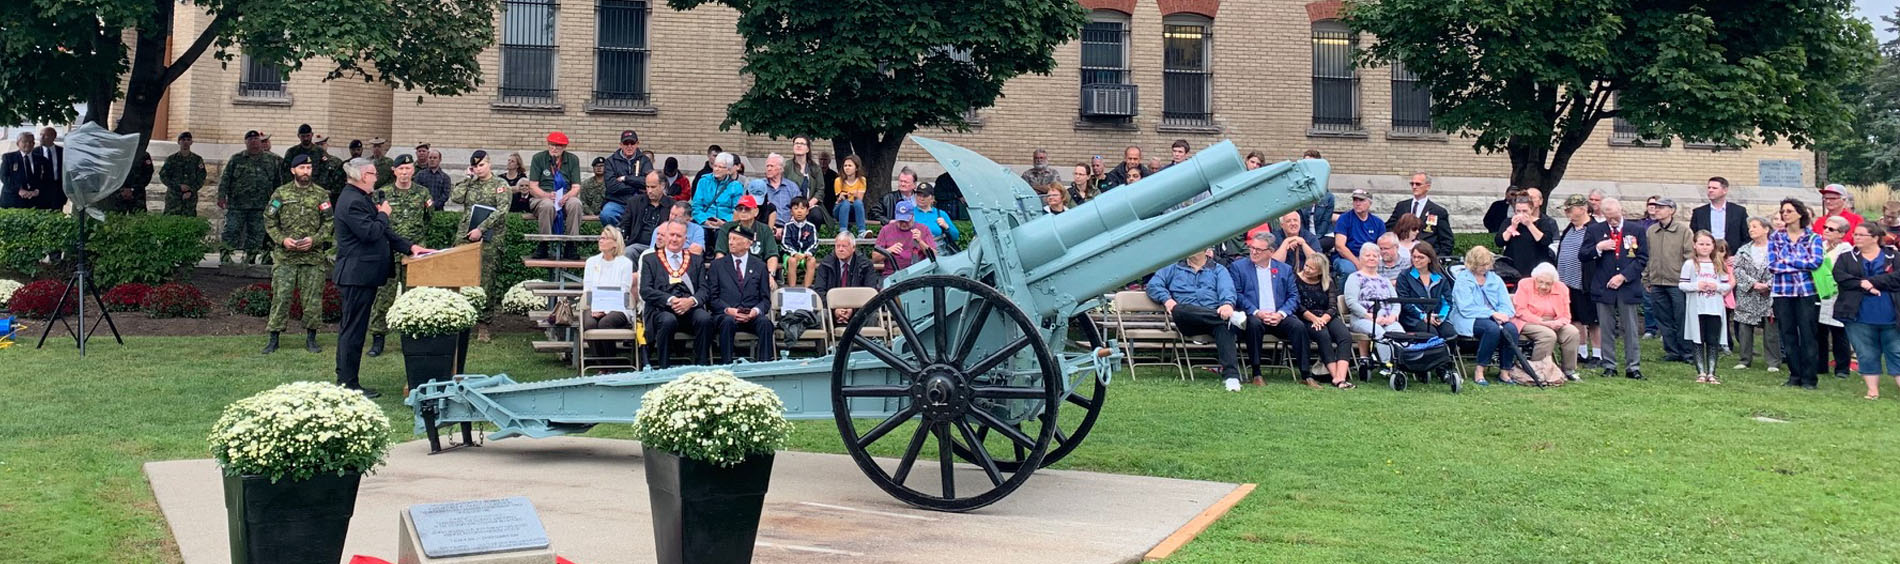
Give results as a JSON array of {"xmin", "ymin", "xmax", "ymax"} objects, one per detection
[{"xmin": 149, "ymin": 0, "xmax": 1819, "ymax": 215}]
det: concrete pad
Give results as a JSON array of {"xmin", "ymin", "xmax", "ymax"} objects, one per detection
[{"xmin": 147, "ymin": 437, "xmax": 1245, "ymax": 564}]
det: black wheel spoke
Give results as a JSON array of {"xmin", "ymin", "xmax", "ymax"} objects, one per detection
[
  {"xmin": 933, "ymin": 285, "xmax": 949, "ymax": 357},
  {"xmin": 935, "ymin": 422, "xmax": 956, "ymax": 499},
  {"xmin": 966, "ymin": 334, "xmax": 1031, "ymax": 376},
  {"xmin": 893, "ymin": 423, "xmax": 932, "ymax": 486},
  {"xmin": 972, "ymin": 386, "xmax": 1049, "ymax": 399},
  {"xmin": 840, "ymin": 385, "xmax": 910, "ymax": 398},
  {"xmin": 885, "ymin": 300, "xmax": 932, "ymax": 365},
  {"xmin": 968, "ymin": 408, "xmax": 1037, "ymax": 451},
  {"xmin": 1054, "ymin": 428, "xmax": 1069, "ymax": 447},
  {"xmin": 1066, "ymin": 391, "xmax": 1096, "ymax": 410},
  {"xmin": 855, "ymin": 335, "xmax": 920, "ymax": 375},
  {"xmin": 952, "ymin": 298, "xmax": 994, "ymax": 365},
  {"xmin": 954, "ymin": 419, "xmax": 1005, "ymax": 487},
  {"xmin": 856, "ymin": 406, "xmax": 919, "ymax": 448}
]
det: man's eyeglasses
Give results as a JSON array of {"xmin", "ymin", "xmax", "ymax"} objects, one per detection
[
  {"xmin": 1409, "ymin": 182, "xmax": 1425, "ymax": 186},
  {"xmin": 1247, "ymin": 247, "xmax": 1273, "ymax": 254}
]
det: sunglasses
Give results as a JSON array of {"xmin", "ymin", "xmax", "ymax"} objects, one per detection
[
  {"xmin": 1409, "ymin": 182, "xmax": 1425, "ymax": 186},
  {"xmin": 1825, "ymin": 226, "xmax": 1844, "ymax": 233}
]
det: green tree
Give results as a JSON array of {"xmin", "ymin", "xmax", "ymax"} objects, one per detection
[
  {"xmin": 1818, "ymin": 7, "xmax": 1900, "ymax": 187},
  {"xmin": 1344, "ymin": 0, "xmax": 1876, "ymax": 191},
  {"xmin": 665, "ymin": 0, "xmax": 1086, "ymax": 203},
  {"xmin": 0, "ymin": 0, "xmax": 497, "ymax": 152}
]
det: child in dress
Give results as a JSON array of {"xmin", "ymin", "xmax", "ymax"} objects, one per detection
[
  {"xmin": 782, "ymin": 197, "xmax": 819, "ymax": 287},
  {"xmin": 1679, "ymin": 230, "xmax": 1733, "ymax": 384}
]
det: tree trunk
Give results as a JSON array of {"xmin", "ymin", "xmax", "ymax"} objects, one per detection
[
  {"xmin": 837, "ymin": 130, "xmax": 910, "ymax": 220},
  {"xmin": 81, "ymin": 24, "xmax": 122, "ymax": 126},
  {"xmin": 116, "ymin": 13, "xmax": 173, "ymax": 156}
]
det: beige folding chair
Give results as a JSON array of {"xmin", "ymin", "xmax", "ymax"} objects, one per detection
[
  {"xmin": 773, "ymin": 286, "xmax": 830, "ymax": 356},
  {"xmin": 578, "ymin": 286, "xmax": 639, "ymax": 375},
  {"xmin": 826, "ymin": 287, "xmax": 890, "ymax": 346},
  {"xmin": 1111, "ymin": 291, "xmax": 1184, "ymax": 380}
]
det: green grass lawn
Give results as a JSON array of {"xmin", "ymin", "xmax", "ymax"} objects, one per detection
[{"xmin": 3, "ymin": 333, "xmax": 1897, "ymax": 562}]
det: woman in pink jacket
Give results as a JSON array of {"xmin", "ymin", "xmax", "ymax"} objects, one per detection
[{"xmin": 1513, "ymin": 263, "xmax": 1583, "ymax": 381}]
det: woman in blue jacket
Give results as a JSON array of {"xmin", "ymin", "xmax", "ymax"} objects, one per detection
[
  {"xmin": 1395, "ymin": 244, "xmax": 1456, "ymax": 340},
  {"xmin": 1450, "ymin": 246, "xmax": 1522, "ymax": 385}
]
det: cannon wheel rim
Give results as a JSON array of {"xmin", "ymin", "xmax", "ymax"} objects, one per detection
[
  {"xmin": 952, "ymin": 313, "xmax": 1108, "ymax": 471},
  {"xmin": 829, "ymin": 274, "xmax": 1060, "ymax": 512}
]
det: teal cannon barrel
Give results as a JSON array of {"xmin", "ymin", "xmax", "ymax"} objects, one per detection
[{"xmin": 919, "ymin": 138, "xmax": 1330, "ymax": 320}]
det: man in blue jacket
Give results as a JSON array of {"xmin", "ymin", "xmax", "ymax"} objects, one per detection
[
  {"xmin": 1147, "ymin": 248, "xmax": 1246, "ymax": 391},
  {"xmin": 1232, "ymin": 232, "xmax": 1316, "ymax": 387},
  {"xmin": 1580, "ymin": 197, "xmax": 1649, "ymax": 379}
]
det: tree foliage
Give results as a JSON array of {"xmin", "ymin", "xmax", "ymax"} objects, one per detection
[
  {"xmin": 1345, "ymin": 0, "xmax": 1876, "ymax": 191},
  {"xmin": 0, "ymin": 0, "xmax": 496, "ymax": 148},
  {"xmin": 666, "ymin": 0, "xmax": 1087, "ymax": 199},
  {"xmin": 1817, "ymin": 8, "xmax": 1900, "ymax": 186}
]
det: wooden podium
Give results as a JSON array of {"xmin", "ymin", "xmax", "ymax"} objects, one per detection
[{"xmin": 403, "ymin": 243, "xmax": 483, "ymax": 288}]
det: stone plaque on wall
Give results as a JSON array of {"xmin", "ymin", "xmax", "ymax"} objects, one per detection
[{"xmin": 1758, "ymin": 159, "xmax": 1804, "ymax": 188}]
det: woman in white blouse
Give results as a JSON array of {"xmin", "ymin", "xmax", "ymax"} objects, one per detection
[{"xmin": 583, "ymin": 226, "xmax": 637, "ymax": 357}]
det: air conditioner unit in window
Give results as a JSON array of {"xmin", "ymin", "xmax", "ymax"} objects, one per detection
[{"xmin": 1081, "ymin": 84, "xmax": 1138, "ymax": 118}]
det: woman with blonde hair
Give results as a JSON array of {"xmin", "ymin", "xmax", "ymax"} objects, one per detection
[
  {"xmin": 1450, "ymin": 246, "xmax": 1522, "ymax": 385},
  {"xmin": 1295, "ymin": 255, "xmax": 1355, "ymax": 387},
  {"xmin": 581, "ymin": 226, "xmax": 636, "ymax": 358},
  {"xmin": 502, "ymin": 152, "xmax": 531, "ymax": 212},
  {"xmin": 1513, "ymin": 262, "xmax": 1582, "ymax": 381}
]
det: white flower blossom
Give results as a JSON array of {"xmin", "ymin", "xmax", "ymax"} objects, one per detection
[
  {"xmin": 207, "ymin": 382, "xmax": 392, "ymax": 482},
  {"xmin": 631, "ymin": 371, "xmax": 792, "ymax": 468},
  {"xmin": 386, "ymin": 287, "xmax": 480, "ymax": 337}
]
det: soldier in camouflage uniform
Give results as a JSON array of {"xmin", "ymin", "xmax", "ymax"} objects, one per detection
[
  {"xmin": 579, "ymin": 156, "xmax": 607, "ymax": 215},
  {"xmin": 311, "ymin": 136, "xmax": 348, "ymax": 204},
  {"xmin": 367, "ymin": 155, "xmax": 431, "ymax": 356},
  {"xmin": 160, "ymin": 131, "xmax": 205, "ymax": 216},
  {"xmin": 369, "ymin": 137, "xmax": 395, "ymax": 188},
  {"xmin": 452, "ymin": 150, "xmax": 512, "ymax": 341},
  {"xmin": 219, "ymin": 131, "xmax": 287, "ymax": 264},
  {"xmin": 261, "ymin": 154, "xmax": 334, "ymax": 355},
  {"xmin": 282, "ymin": 124, "xmax": 322, "ymax": 177}
]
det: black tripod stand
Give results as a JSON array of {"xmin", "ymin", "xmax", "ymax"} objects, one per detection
[{"xmin": 36, "ymin": 214, "xmax": 123, "ymax": 355}]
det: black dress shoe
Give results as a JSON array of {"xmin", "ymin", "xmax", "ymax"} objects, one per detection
[
  {"xmin": 1802, "ymin": 384, "xmax": 1818, "ymax": 390},
  {"xmin": 366, "ymin": 334, "xmax": 386, "ymax": 357},
  {"xmin": 305, "ymin": 330, "xmax": 322, "ymax": 353},
  {"xmin": 1602, "ymin": 368, "xmax": 1619, "ymax": 379},
  {"xmin": 260, "ymin": 331, "xmax": 280, "ymax": 355},
  {"xmin": 351, "ymin": 386, "xmax": 383, "ymax": 399},
  {"xmin": 1626, "ymin": 369, "xmax": 1645, "ymax": 380},
  {"xmin": 531, "ymin": 243, "xmax": 550, "ymax": 260}
]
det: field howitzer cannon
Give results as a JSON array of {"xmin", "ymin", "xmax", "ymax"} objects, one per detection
[{"xmin": 406, "ymin": 137, "xmax": 1328, "ymax": 511}]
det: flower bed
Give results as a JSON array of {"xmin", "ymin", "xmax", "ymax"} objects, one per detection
[
  {"xmin": 102, "ymin": 283, "xmax": 153, "ymax": 312},
  {"xmin": 144, "ymin": 282, "xmax": 213, "ymax": 319}
]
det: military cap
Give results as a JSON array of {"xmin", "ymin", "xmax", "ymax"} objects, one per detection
[
  {"xmin": 469, "ymin": 150, "xmax": 489, "ymax": 167},
  {"xmin": 731, "ymin": 226, "xmax": 756, "ymax": 241},
  {"xmin": 288, "ymin": 154, "xmax": 312, "ymax": 168},
  {"xmin": 297, "ymin": 124, "xmax": 313, "ymax": 135},
  {"xmin": 349, "ymin": 139, "xmax": 363, "ymax": 150},
  {"xmin": 244, "ymin": 130, "xmax": 262, "ymax": 140},
  {"xmin": 393, "ymin": 154, "xmax": 415, "ymax": 167},
  {"xmin": 313, "ymin": 135, "xmax": 329, "ymax": 145},
  {"xmin": 177, "ymin": 131, "xmax": 192, "ymax": 141},
  {"xmin": 369, "ymin": 137, "xmax": 387, "ymax": 146},
  {"xmin": 592, "ymin": 156, "xmax": 607, "ymax": 166}
]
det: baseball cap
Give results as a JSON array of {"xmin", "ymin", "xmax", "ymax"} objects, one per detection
[
  {"xmin": 546, "ymin": 131, "xmax": 570, "ymax": 146},
  {"xmin": 620, "ymin": 129, "xmax": 639, "ymax": 143},
  {"xmin": 1350, "ymin": 189, "xmax": 1370, "ymax": 201},
  {"xmin": 894, "ymin": 200, "xmax": 917, "ymax": 221},
  {"xmin": 288, "ymin": 154, "xmax": 311, "ymax": 168},
  {"xmin": 1820, "ymin": 184, "xmax": 1846, "ymax": 196},
  {"xmin": 1564, "ymin": 194, "xmax": 1589, "ymax": 209},
  {"xmin": 736, "ymin": 195, "xmax": 759, "ymax": 209}
]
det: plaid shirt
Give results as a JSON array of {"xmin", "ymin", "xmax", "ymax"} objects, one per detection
[{"xmin": 1767, "ymin": 229, "xmax": 1824, "ymax": 297}]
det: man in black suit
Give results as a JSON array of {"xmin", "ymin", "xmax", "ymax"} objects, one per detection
[
  {"xmin": 1389, "ymin": 171, "xmax": 1455, "ymax": 258},
  {"xmin": 1579, "ymin": 197, "xmax": 1649, "ymax": 380},
  {"xmin": 32, "ymin": 127, "xmax": 65, "ymax": 211},
  {"xmin": 333, "ymin": 157, "xmax": 433, "ymax": 397},
  {"xmin": 811, "ymin": 232, "xmax": 880, "ymax": 327},
  {"xmin": 709, "ymin": 226, "xmax": 776, "ymax": 362},
  {"xmin": 2, "ymin": 132, "xmax": 38, "ymax": 209},
  {"xmin": 640, "ymin": 219, "xmax": 712, "ymax": 368},
  {"xmin": 1690, "ymin": 176, "xmax": 1750, "ymax": 254}
]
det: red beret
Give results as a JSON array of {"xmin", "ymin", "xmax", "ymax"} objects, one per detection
[{"xmin": 546, "ymin": 131, "xmax": 570, "ymax": 145}]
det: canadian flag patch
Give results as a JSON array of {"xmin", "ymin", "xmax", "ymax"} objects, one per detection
[{"xmin": 319, "ymin": 202, "xmax": 332, "ymax": 211}]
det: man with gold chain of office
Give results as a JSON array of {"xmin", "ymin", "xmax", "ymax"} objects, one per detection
[
  {"xmin": 451, "ymin": 150, "xmax": 512, "ymax": 342},
  {"xmin": 366, "ymin": 154, "xmax": 432, "ymax": 357},
  {"xmin": 261, "ymin": 154, "xmax": 334, "ymax": 354}
]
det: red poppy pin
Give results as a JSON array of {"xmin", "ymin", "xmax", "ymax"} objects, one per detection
[{"xmin": 1271, "ymin": 267, "xmax": 1280, "ymax": 276}]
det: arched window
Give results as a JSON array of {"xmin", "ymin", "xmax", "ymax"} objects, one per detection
[{"xmin": 1311, "ymin": 19, "xmax": 1359, "ymax": 131}]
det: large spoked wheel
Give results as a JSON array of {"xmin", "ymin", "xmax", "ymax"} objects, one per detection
[
  {"xmin": 952, "ymin": 313, "xmax": 1109, "ymax": 472},
  {"xmin": 830, "ymin": 275, "xmax": 1061, "ymax": 512}
]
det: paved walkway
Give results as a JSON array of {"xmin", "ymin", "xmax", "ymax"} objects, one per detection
[{"xmin": 147, "ymin": 437, "xmax": 1245, "ymax": 563}]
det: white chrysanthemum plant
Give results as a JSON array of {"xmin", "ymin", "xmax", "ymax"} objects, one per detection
[
  {"xmin": 500, "ymin": 279, "xmax": 545, "ymax": 315},
  {"xmin": 386, "ymin": 287, "xmax": 480, "ymax": 338},
  {"xmin": 458, "ymin": 286, "xmax": 488, "ymax": 310},
  {"xmin": 0, "ymin": 278, "xmax": 21, "ymax": 309},
  {"xmin": 208, "ymin": 382, "xmax": 393, "ymax": 482},
  {"xmin": 633, "ymin": 371, "xmax": 794, "ymax": 467}
]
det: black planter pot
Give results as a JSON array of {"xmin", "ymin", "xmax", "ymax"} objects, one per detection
[
  {"xmin": 223, "ymin": 472, "xmax": 362, "ymax": 564},
  {"xmin": 401, "ymin": 332, "xmax": 460, "ymax": 390},
  {"xmin": 644, "ymin": 446, "xmax": 775, "ymax": 564},
  {"xmin": 455, "ymin": 328, "xmax": 472, "ymax": 374}
]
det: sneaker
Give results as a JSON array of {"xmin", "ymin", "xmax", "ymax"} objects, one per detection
[
  {"xmin": 1564, "ymin": 371, "xmax": 1580, "ymax": 382},
  {"xmin": 1767, "ymin": 366, "xmax": 1780, "ymax": 373},
  {"xmin": 1223, "ymin": 378, "xmax": 1241, "ymax": 392},
  {"xmin": 1642, "ymin": 332, "xmax": 1657, "ymax": 339},
  {"xmin": 1733, "ymin": 363, "xmax": 1749, "ymax": 370}
]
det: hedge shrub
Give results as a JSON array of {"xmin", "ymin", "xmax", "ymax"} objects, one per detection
[
  {"xmin": 144, "ymin": 282, "xmax": 212, "ymax": 318},
  {"xmin": 0, "ymin": 209, "xmax": 210, "ymax": 288}
]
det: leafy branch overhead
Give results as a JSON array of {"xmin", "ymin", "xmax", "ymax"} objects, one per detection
[{"xmin": 1344, "ymin": 0, "xmax": 1875, "ymax": 189}]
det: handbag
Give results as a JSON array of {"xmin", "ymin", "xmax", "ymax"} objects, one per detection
[{"xmin": 550, "ymin": 298, "xmax": 577, "ymax": 326}]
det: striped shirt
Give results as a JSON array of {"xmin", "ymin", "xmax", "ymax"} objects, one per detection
[
  {"xmin": 1767, "ymin": 229, "xmax": 1824, "ymax": 298},
  {"xmin": 1557, "ymin": 222, "xmax": 1590, "ymax": 290}
]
